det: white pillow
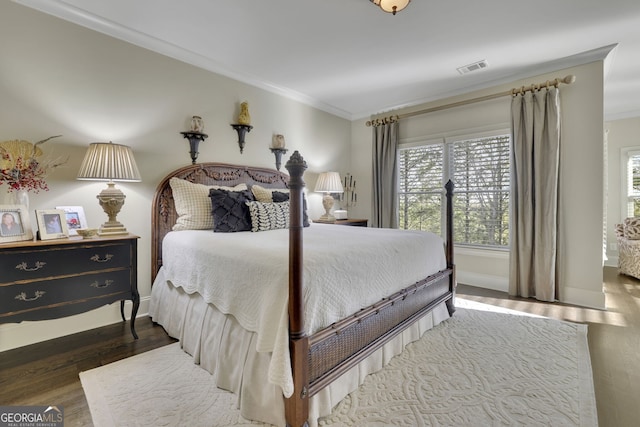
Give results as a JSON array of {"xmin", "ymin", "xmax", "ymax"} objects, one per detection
[{"xmin": 169, "ymin": 177, "xmax": 247, "ymax": 230}]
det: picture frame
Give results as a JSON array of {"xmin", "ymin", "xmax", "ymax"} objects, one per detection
[
  {"xmin": 0, "ymin": 204, "xmax": 34, "ymax": 243},
  {"xmin": 56, "ymin": 205, "xmax": 88, "ymax": 236},
  {"xmin": 35, "ymin": 209, "xmax": 69, "ymax": 240}
]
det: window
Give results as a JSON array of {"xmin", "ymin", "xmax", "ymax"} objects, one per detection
[
  {"xmin": 398, "ymin": 131, "xmax": 511, "ymax": 248},
  {"xmin": 624, "ymin": 149, "xmax": 640, "ymax": 217}
]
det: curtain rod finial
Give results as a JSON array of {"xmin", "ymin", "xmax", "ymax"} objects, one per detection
[{"xmin": 563, "ymin": 75, "xmax": 576, "ymax": 84}]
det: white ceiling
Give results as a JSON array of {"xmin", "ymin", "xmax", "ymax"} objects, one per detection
[{"xmin": 15, "ymin": 0, "xmax": 640, "ymax": 121}]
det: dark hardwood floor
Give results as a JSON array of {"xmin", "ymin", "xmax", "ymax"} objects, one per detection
[
  {"xmin": 0, "ymin": 318, "xmax": 176, "ymax": 426},
  {"xmin": 1, "ymin": 266, "xmax": 638, "ymax": 426}
]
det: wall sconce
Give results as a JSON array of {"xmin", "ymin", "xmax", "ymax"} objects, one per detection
[
  {"xmin": 269, "ymin": 134, "xmax": 287, "ymax": 170},
  {"xmin": 269, "ymin": 147, "xmax": 288, "ymax": 171},
  {"xmin": 77, "ymin": 142, "xmax": 141, "ymax": 235},
  {"xmin": 231, "ymin": 124, "xmax": 252, "ymax": 154},
  {"xmin": 231, "ymin": 101, "xmax": 252, "ymax": 154},
  {"xmin": 180, "ymin": 131, "xmax": 208, "ymax": 165},
  {"xmin": 314, "ymin": 171, "xmax": 344, "ymax": 223}
]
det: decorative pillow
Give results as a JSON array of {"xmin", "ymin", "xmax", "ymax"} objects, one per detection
[
  {"xmin": 615, "ymin": 223, "xmax": 625, "ymax": 237},
  {"xmin": 272, "ymin": 191, "xmax": 310, "ymax": 227},
  {"xmin": 251, "ymin": 184, "xmax": 289, "ymax": 203},
  {"xmin": 209, "ymin": 188, "xmax": 254, "ymax": 232},
  {"xmin": 246, "ymin": 201, "xmax": 290, "ymax": 232},
  {"xmin": 170, "ymin": 177, "xmax": 247, "ymax": 230},
  {"xmin": 624, "ymin": 217, "xmax": 640, "ymax": 240}
]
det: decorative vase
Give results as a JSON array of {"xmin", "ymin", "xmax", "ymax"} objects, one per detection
[
  {"xmin": 190, "ymin": 116, "xmax": 204, "ymax": 133},
  {"xmin": 4, "ymin": 189, "xmax": 29, "ymax": 210},
  {"xmin": 15, "ymin": 189, "xmax": 29, "ymax": 210}
]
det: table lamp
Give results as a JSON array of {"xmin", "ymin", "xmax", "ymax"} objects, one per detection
[
  {"xmin": 77, "ymin": 142, "xmax": 141, "ymax": 235},
  {"xmin": 314, "ymin": 171, "xmax": 344, "ymax": 223}
]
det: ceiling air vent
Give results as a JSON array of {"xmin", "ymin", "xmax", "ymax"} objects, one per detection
[{"xmin": 457, "ymin": 60, "xmax": 489, "ymax": 75}]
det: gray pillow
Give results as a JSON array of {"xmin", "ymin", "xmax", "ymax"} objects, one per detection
[
  {"xmin": 209, "ymin": 188, "xmax": 254, "ymax": 232},
  {"xmin": 272, "ymin": 191, "xmax": 310, "ymax": 227}
]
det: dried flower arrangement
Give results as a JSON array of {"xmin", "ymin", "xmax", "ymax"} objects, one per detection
[{"xmin": 0, "ymin": 135, "xmax": 67, "ymax": 192}]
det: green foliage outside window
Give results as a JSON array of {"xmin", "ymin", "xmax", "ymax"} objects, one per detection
[{"xmin": 398, "ymin": 134, "xmax": 510, "ymax": 248}]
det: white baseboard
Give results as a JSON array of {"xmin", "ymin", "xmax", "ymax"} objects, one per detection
[
  {"xmin": 0, "ymin": 297, "xmax": 151, "ymax": 352},
  {"xmin": 457, "ymin": 270, "xmax": 607, "ymax": 310},
  {"xmin": 456, "ymin": 270, "xmax": 509, "ymax": 293},
  {"xmin": 560, "ymin": 286, "xmax": 606, "ymax": 310},
  {"xmin": 604, "ymin": 255, "xmax": 618, "ymax": 268}
]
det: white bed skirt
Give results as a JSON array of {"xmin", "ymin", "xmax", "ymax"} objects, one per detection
[{"xmin": 149, "ymin": 268, "xmax": 450, "ymax": 427}]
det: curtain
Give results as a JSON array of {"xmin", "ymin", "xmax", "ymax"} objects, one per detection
[
  {"xmin": 509, "ymin": 88, "xmax": 561, "ymax": 301},
  {"xmin": 371, "ymin": 121, "xmax": 399, "ymax": 228}
]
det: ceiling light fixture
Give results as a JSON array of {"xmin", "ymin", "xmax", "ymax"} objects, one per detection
[{"xmin": 370, "ymin": 0, "xmax": 411, "ymax": 15}]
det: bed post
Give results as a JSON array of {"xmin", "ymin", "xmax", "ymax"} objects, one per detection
[
  {"xmin": 445, "ymin": 179, "xmax": 456, "ymax": 316},
  {"xmin": 284, "ymin": 151, "xmax": 310, "ymax": 427}
]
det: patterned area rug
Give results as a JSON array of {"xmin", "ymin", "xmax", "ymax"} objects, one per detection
[{"xmin": 80, "ymin": 299, "xmax": 597, "ymax": 426}]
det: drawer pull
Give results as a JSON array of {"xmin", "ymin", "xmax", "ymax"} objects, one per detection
[
  {"xmin": 15, "ymin": 261, "xmax": 47, "ymax": 272},
  {"xmin": 90, "ymin": 254, "xmax": 114, "ymax": 263},
  {"xmin": 15, "ymin": 290, "xmax": 46, "ymax": 302},
  {"xmin": 91, "ymin": 280, "xmax": 114, "ymax": 288}
]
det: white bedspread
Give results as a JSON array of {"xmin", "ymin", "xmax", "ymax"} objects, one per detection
[{"xmin": 160, "ymin": 223, "xmax": 446, "ymax": 398}]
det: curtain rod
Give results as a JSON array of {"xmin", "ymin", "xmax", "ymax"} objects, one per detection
[{"xmin": 366, "ymin": 74, "xmax": 576, "ymax": 127}]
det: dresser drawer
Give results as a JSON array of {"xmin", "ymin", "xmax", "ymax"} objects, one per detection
[
  {"xmin": 0, "ymin": 241, "xmax": 131, "ymax": 284},
  {"xmin": 0, "ymin": 269, "xmax": 132, "ymax": 321}
]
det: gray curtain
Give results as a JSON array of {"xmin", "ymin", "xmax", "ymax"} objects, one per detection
[
  {"xmin": 372, "ymin": 121, "xmax": 399, "ymax": 228},
  {"xmin": 509, "ymin": 88, "xmax": 561, "ymax": 301}
]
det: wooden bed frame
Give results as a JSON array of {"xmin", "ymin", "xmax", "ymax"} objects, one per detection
[{"xmin": 151, "ymin": 151, "xmax": 456, "ymax": 427}]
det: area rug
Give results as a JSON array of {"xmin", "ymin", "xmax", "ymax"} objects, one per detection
[{"xmin": 80, "ymin": 299, "xmax": 597, "ymax": 426}]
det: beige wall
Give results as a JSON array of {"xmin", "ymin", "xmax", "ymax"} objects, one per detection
[
  {"xmin": 0, "ymin": 1, "xmax": 613, "ymax": 351},
  {"xmin": 0, "ymin": 2, "xmax": 351, "ymax": 351},
  {"xmin": 350, "ymin": 61, "xmax": 608, "ymax": 309},
  {"xmin": 605, "ymin": 116, "xmax": 640, "ymax": 266}
]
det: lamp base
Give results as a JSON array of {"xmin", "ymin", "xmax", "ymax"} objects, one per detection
[
  {"xmin": 97, "ymin": 182, "xmax": 130, "ymax": 236},
  {"xmin": 98, "ymin": 222, "xmax": 129, "ymax": 236},
  {"xmin": 316, "ymin": 193, "xmax": 337, "ymax": 223},
  {"xmin": 315, "ymin": 214, "xmax": 336, "ymax": 223}
]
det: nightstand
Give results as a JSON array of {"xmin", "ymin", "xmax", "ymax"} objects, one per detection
[
  {"xmin": 0, "ymin": 234, "xmax": 140, "ymax": 339},
  {"xmin": 334, "ymin": 218, "xmax": 368, "ymax": 227}
]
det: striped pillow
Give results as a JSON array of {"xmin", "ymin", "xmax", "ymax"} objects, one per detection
[
  {"xmin": 246, "ymin": 201, "xmax": 290, "ymax": 232},
  {"xmin": 170, "ymin": 178, "xmax": 247, "ymax": 230}
]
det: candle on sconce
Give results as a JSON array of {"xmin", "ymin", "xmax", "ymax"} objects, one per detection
[{"xmin": 272, "ymin": 134, "xmax": 286, "ymax": 149}]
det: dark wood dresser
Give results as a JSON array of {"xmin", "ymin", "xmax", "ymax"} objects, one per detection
[
  {"xmin": 334, "ymin": 218, "xmax": 368, "ymax": 227},
  {"xmin": 0, "ymin": 234, "xmax": 139, "ymax": 338}
]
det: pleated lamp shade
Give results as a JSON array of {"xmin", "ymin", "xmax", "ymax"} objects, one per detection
[
  {"xmin": 314, "ymin": 171, "xmax": 344, "ymax": 194},
  {"xmin": 77, "ymin": 142, "xmax": 141, "ymax": 236},
  {"xmin": 77, "ymin": 142, "xmax": 141, "ymax": 182}
]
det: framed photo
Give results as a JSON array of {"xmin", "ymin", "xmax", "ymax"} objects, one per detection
[
  {"xmin": 35, "ymin": 209, "xmax": 69, "ymax": 240},
  {"xmin": 0, "ymin": 205, "xmax": 34, "ymax": 243},
  {"xmin": 56, "ymin": 205, "xmax": 88, "ymax": 236}
]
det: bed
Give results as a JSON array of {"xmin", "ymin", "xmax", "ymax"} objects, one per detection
[{"xmin": 149, "ymin": 151, "xmax": 456, "ymax": 426}]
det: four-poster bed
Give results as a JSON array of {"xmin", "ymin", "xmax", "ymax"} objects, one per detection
[{"xmin": 149, "ymin": 151, "xmax": 456, "ymax": 426}]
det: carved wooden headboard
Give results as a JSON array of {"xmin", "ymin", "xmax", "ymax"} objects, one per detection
[{"xmin": 151, "ymin": 162, "xmax": 290, "ymax": 282}]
